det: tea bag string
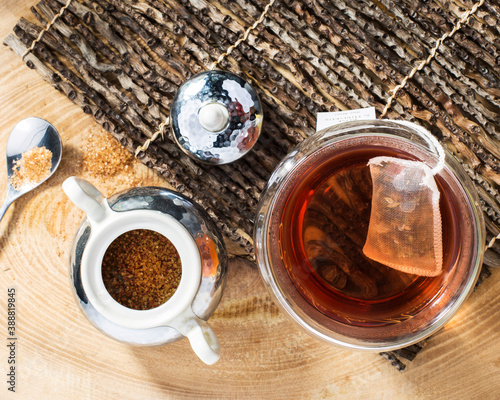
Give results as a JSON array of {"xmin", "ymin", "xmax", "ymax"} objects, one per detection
[
  {"xmin": 421, "ymin": 128, "xmax": 445, "ymax": 176},
  {"xmin": 134, "ymin": 0, "xmax": 276, "ymax": 156}
]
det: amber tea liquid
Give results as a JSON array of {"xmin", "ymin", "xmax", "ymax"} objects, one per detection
[{"xmin": 278, "ymin": 144, "xmax": 461, "ymax": 326}]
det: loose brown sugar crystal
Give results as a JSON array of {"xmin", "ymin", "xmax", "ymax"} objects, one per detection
[
  {"xmin": 101, "ymin": 229, "xmax": 182, "ymax": 310},
  {"xmin": 9, "ymin": 146, "xmax": 52, "ymax": 190},
  {"xmin": 82, "ymin": 131, "xmax": 133, "ymax": 177}
]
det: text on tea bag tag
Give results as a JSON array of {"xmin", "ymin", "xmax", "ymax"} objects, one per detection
[{"xmin": 316, "ymin": 107, "xmax": 376, "ymax": 131}]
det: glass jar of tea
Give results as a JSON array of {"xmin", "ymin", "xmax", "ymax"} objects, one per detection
[{"xmin": 254, "ymin": 120, "xmax": 484, "ymax": 351}]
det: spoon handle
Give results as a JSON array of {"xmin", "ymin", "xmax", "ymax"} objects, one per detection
[
  {"xmin": 0, "ymin": 197, "xmax": 12, "ymax": 222},
  {"xmin": 0, "ymin": 188, "xmax": 16, "ymax": 222}
]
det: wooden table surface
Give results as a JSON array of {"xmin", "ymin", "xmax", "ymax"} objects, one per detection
[{"xmin": 1, "ymin": 1, "xmax": 500, "ymax": 399}]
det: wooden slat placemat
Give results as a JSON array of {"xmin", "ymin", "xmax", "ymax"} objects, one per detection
[{"xmin": 4, "ymin": 0, "xmax": 499, "ymax": 370}]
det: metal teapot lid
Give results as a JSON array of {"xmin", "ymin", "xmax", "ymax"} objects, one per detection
[{"xmin": 170, "ymin": 70, "xmax": 263, "ymax": 165}]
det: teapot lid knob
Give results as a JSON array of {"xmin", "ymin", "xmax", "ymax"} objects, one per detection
[{"xmin": 198, "ymin": 102, "xmax": 229, "ymax": 133}]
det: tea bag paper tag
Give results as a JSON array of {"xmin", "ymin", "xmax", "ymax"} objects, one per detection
[{"xmin": 316, "ymin": 107, "xmax": 376, "ymax": 132}]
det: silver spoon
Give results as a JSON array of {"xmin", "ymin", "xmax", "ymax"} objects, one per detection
[{"xmin": 0, "ymin": 117, "xmax": 62, "ymax": 221}]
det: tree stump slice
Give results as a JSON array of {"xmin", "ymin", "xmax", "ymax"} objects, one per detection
[{"xmin": 1, "ymin": 0, "xmax": 500, "ymax": 397}]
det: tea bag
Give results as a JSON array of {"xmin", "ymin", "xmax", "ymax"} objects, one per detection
[{"xmin": 363, "ymin": 134, "xmax": 445, "ymax": 277}]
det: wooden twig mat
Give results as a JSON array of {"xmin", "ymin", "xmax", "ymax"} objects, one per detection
[{"xmin": 5, "ymin": 0, "xmax": 500, "ymax": 370}]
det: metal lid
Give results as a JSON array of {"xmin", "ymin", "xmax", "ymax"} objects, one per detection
[{"xmin": 170, "ymin": 70, "xmax": 263, "ymax": 165}]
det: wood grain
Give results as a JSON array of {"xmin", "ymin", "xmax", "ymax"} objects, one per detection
[{"xmin": 1, "ymin": 1, "xmax": 500, "ymax": 399}]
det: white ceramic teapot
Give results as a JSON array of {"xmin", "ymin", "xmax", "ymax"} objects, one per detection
[{"xmin": 64, "ymin": 177, "xmax": 228, "ymax": 365}]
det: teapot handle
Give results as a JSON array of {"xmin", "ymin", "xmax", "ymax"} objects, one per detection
[
  {"xmin": 62, "ymin": 177, "xmax": 111, "ymax": 223},
  {"xmin": 170, "ymin": 308, "xmax": 221, "ymax": 365}
]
